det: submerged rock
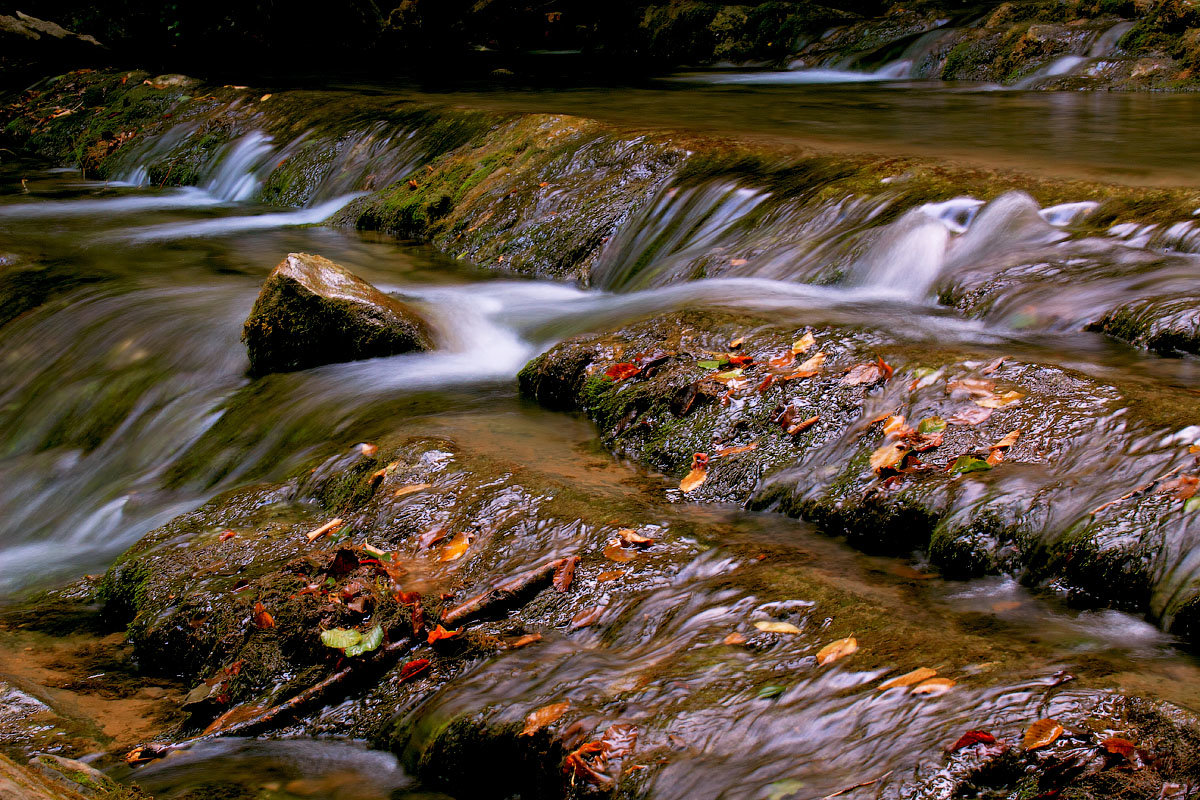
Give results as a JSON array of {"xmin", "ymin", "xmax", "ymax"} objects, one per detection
[{"xmin": 242, "ymin": 253, "xmax": 432, "ymax": 376}]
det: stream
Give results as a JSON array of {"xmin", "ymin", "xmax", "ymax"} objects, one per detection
[{"xmin": 3, "ymin": 79, "xmax": 1200, "ymax": 798}]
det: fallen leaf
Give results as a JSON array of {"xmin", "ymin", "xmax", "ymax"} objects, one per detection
[
  {"xmin": 604, "ymin": 541, "xmax": 638, "ymax": 562},
  {"xmin": 398, "ymin": 658, "xmax": 431, "ymax": 682},
  {"xmin": 521, "ymin": 701, "xmax": 570, "ymax": 736},
  {"xmin": 768, "ymin": 352, "xmax": 795, "ymax": 368},
  {"xmin": 727, "ymin": 354, "xmax": 755, "ymax": 366},
  {"xmin": 359, "ymin": 442, "xmax": 378, "ymax": 457},
  {"xmin": 723, "ymin": 632, "xmax": 747, "ymax": 645},
  {"xmin": 871, "ymin": 442, "xmax": 909, "ymax": 473},
  {"xmin": 553, "ymin": 555, "xmax": 580, "ymax": 591},
  {"xmin": 879, "ymin": 667, "xmax": 937, "ymax": 690},
  {"xmin": 755, "ymin": 620, "xmax": 802, "ymax": 634},
  {"xmin": 680, "ymin": 453, "xmax": 709, "ymax": 493},
  {"xmin": 306, "ymin": 518, "xmax": 344, "ymax": 542},
  {"xmin": 842, "ymin": 360, "xmax": 889, "ymax": 386},
  {"xmin": 202, "ymin": 703, "xmax": 268, "ymax": 735},
  {"xmin": 1160, "ymin": 474, "xmax": 1200, "ymax": 501},
  {"xmin": 948, "ymin": 406, "xmax": 993, "ymax": 426},
  {"xmin": 571, "ymin": 606, "xmax": 605, "ymax": 629},
  {"xmin": 911, "ymin": 677, "xmax": 956, "ymax": 695},
  {"xmin": 320, "ymin": 628, "xmax": 362, "ymax": 650},
  {"xmin": 976, "ymin": 390, "xmax": 1024, "ymax": 408},
  {"xmin": 345, "ymin": 625, "xmax": 383, "ymax": 656},
  {"xmin": 882, "ymin": 415, "xmax": 909, "ymax": 437},
  {"xmin": 260, "ymin": 93, "xmax": 272, "ymax": 101},
  {"xmin": 788, "ymin": 415, "xmax": 819, "ymax": 435},
  {"xmin": 714, "ymin": 443, "xmax": 758, "ymax": 458},
  {"xmin": 948, "ymin": 730, "xmax": 997, "ymax": 752},
  {"xmin": 947, "ymin": 378, "xmax": 995, "ymax": 397},
  {"xmin": 781, "ymin": 352, "xmax": 825, "ymax": 380},
  {"xmin": 981, "ymin": 357, "xmax": 1009, "ymax": 375},
  {"xmin": 985, "ymin": 449, "xmax": 1006, "ymax": 466},
  {"xmin": 601, "ymin": 723, "xmax": 638, "ymax": 758},
  {"xmin": 606, "ymin": 363, "xmax": 641, "ymax": 381},
  {"xmin": 792, "ymin": 332, "xmax": 816, "ymax": 354},
  {"xmin": 427, "ymin": 624, "xmax": 460, "ymax": 644},
  {"xmin": 597, "ymin": 569, "xmax": 625, "ymax": 582},
  {"xmin": 757, "ymin": 374, "xmax": 776, "ymax": 393},
  {"xmin": 757, "ymin": 685, "xmax": 786, "ymax": 699},
  {"xmin": 616, "ymin": 529, "xmax": 654, "ymax": 546},
  {"xmin": 508, "ymin": 633, "xmax": 542, "ymax": 648},
  {"xmin": 991, "ymin": 600, "xmax": 1022, "ymax": 612},
  {"xmin": 950, "ymin": 455, "xmax": 993, "ymax": 475},
  {"xmin": 697, "ymin": 359, "xmax": 721, "ymax": 370},
  {"xmin": 918, "ymin": 417, "xmax": 947, "ymax": 434},
  {"xmin": 991, "ymin": 430, "xmax": 1021, "ymax": 450},
  {"xmin": 729, "ymin": 336, "xmax": 745, "ymax": 349},
  {"xmin": 219, "ymin": 529, "xmax": 236, "ymax": 542},
  {"xmin": 252, "ymin": 602, "xmax": 274, "ymax": 630},
  {"xmin": 816, "ymin": 637, "xmax": 858, "ymax": 665},
  {"xmin": 1023, "ymin": 718, "xmax": 1064, "ymax": 750},
  {"xmin": 730, "ymin": 258, "xmax": 749, "ymax": 266},
  {"xmin": 418, "ymin": 527, "xmax": 449, "ymax": 548},
  {"xmin": 394, "ymin": 483, "xmax": 433, "ymax": 498},
  {"xmin": 1101, "ymin": 737, "xmax": 1136, "ymax": 757},
  {"xmin": 439, "ymin": 532, "xmax": 472, "ymax": 562}
]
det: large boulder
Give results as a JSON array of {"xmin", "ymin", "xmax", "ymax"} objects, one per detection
[
  {"xmin": 0, "ymin": 13, "xmax": 104, "ymax": 81},
  {"xmin": 242, "ymin": 253, "xmax": 432, "ymax": 376}
]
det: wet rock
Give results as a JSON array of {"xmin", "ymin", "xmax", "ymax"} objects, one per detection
[
  {"xmin": 242, "ymin": 253, "xmax": 432, "ymax": 376},
  {"xmin": 0, "ymin": 13, "xmax": 104, "ymax": 80},
  {"xmin": 519, "ymin": 310, "xmax": 1200, "ymax": 642}
]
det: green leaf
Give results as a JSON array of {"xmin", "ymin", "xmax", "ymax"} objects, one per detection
[
  {"xmin": 1186, "ymin": 497, "xmax": 1200, "ymax": 513},
  {"xmin": 344, "ymin": 625, "xmax": 383, "ymax": 657},
  {"xmin": 950, "ymin": 456, "xmax": 992, "ymax": 475},
  {"xmin": 918, "ymin": 416, "xmax": 947, "ymax": 434},
  {"xmin": 697, "ymin": 360, "xmax": 720, "ymax": 370},
  {"xmin": 764, "ymin": 780, "xmax": 806, "ymax": 800},
  {"xmin": 756, "ymin": 685, "xmax": 785, "ymax": 700},
  {"xmin": 320, "ymin": 628, "xmax": 362, "ymax": 650}
]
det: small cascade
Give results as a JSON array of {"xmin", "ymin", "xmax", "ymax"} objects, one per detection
[{"xmin": 201, "ymin": 131, "xmax": 276, "ymax": 202}]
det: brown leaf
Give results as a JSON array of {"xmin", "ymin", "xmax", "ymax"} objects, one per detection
[
  {"xmin": 571, "ymin": 606, "xmax": 605, "ymax": 629},
  {"xmin": 842, "ymin": 361, "xmax": 887, "ymax": 386},
  {"xmin": 597, "ymin": 569, "xmax": 625, "ymax": 582},
  {"xmin": 816, "ymin": 637, "xmax": 858, "ymax": 665},
  {"xmin": 616, "ymin": 529, "xmax": 654, "ymax": 546},
  {"xmin": 768, "ymin": 351, "xmax": 795, "ymax": 369},
  {"xmin": 508, "ymin": 633, "xmax": 543, "ymax": 648},
  {"xmin": 252, "ymin": 602, "xmax": 274, "ymax": 630},
  {"xmin": 992, "ymin": 430, "xmax": 1021, "ymax": 450},
  {"xmin": 680, "ymin": 452, "xmax": 709, "ymax": 493},
  {"xmin": 202, "ymin": 703, "xmax": 268, "ymax": 735},
  {"xmin": 306, "ymin": 518, "xmax": 344, "ymax": 542},
  {"xmin": 547, "ymin": 555, "xmax": 579, "ymax": 592},
  {"xmin": 723, "ymin": 632, "xmax": 747, "ymax": 645},
  {"xmin": 600, "ymin": 723, "xmax": 638, "ymax": 758},
  {"xmin": 788, "ymin": 415, "xmax": 819, "ymax": 436},
  {"xmin": 394, "ymin": 483, "xmax": 433, "ymax": 498},
  {"xmin": 418, "ymin": 526, "xmax": 449, "ymax": 549},
  {"xmin": 426, "ymin": 624, "xmax": 459, "ymax": 644},
  {"xmin": 398, "ymin": 658, "xmax": 431, "ymax": 682},
  {"xmin": 1023, "ymin": 718, "xmax": 1064, "ymax": 750},
  {"xmin": 878, "ymin": 667, "xmax": 937, "ymax": 690},
  {"xmin": 947, "ymin": 378, "xmax": 995, "ymax": 397},
  {"xmin": 911, "ymin": 677, "xmax": 956, "ymax": 695},
  {"xmin": 439, "ymin": 532, "xmax": 472, "ymax": 562},
  {"xmin": 521, "ymin": 701, "xmax": 570, "ymax": 736},
  {"xmin": 757, "ymin": 374, "xmax": 776, "ymax": 393},
  {"xmin": 948, "ymin": 406, "xmax": 993, "ymax": 426},
  {"xmin": 1101, "ymin": 737, "xmax": 1136, "ymax": 757}
]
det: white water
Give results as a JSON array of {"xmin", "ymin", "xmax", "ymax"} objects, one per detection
[
  {"xmin": 113, "ymin": 193, "xmax": 365, "ymax": 241},
  {"xmin": 0, "ymin": 187, "xmax": 224, "ymax": 217}
]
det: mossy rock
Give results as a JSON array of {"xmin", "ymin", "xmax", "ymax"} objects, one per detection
[{"xmin": 242, "ymin": 252, "xmax": 433, "ymax": 376}]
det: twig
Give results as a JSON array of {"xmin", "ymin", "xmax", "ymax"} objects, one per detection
[
  {"xmin": 1090, "ymin": 463, "xmax": 1186, "ymax": 516},
  {"xmin": 442, "ymin": 556, "xmax": 572, "ymax": 627},
  {"xmin": 822, "ymin": 770, "xmax": 892, "ymax": 799}
]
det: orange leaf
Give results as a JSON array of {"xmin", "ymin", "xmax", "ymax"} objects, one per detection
[
  {"xmin": 521, "ymin": 700, "xmax": 570, "ymax": 736},
  {"xmin": 202, "ymin": 703, "xmax": 268, "ymax": 735},
  {"xmin": 597, "ymin": 569, "xmax": 625, "ymax": 582},
  {"xmin": 605, "ymin": 363, "xmax": 641, "ymax": 381},
  {"xmin": 768, "ymin": 352, "xmax": 795, "ymax": 368},
  {"xmin": 398, "ymin": 658, "xmax": 431, "ymax": 682},
  {"xmin": 728, "ymin": 336, "xmax": 744, "ymax": 349},
  {"xmin": 948, "ymin": 730, "xmax": 997, "ymax": 752},
  {"xmin": 1023, "ymin": 718, "xmax": 1064, "ymax": 750},
  {"xmin": 604, "ymin": 541, "xmax": 637, "ymax": 562},
  {"xmin": 870, "ymin": 442, "xmax": 909, "ymax": 473},
  {"xmin": 679, "ymin": 466, "xmax": 707, "ymax": 493},
  {"xmin": 553, "ymin": 555, "xmax": 580, "ymax": 591},
  {"xmin": 571, "ymin": 605, "xmax": 605, "ymax": 629},
  {"xmin": 1101, "ymin": 737, "xmax": 1136, "ymax": 757},
  {"xmin": 427, "ymin": 624, "xmax": 460, "ymax": 644},
  {"xmin": 508, "ymin": 633, "xmax": 542, "ymax": 648},
  {"xmin": 439, "ymin": 532, "xmax": 472, "ymax": 562},
  {"xmin": 911, "ymin": 677, "xmax": 956, "ymax": 695},
  {"xmin": 219, "ymin": 530, "xmax": 237, "ymax": 542},
  {"xmin": 394, "ymin": 483, "xmax": 433, "ymax": 498},
  {"xmin": 787, "ymin": 415, "xmax": 819, "ymax": 435},
  {"xmin": 992, "ymin": 430, "xmax": 1020, "ymax": 450},
  {"xmin": 816, "ymin": 636, "xmax": 858, "ymax": 666},
  {"xmin": 1160, "ymin": 474, "xmax": 1200, "ymax": 501},
  {"xmin": 842, "ymin": 362, "xmax": 886, "ymax": 386},
  {"xmin": 714, "ymin": 442, "xmax": 758, "ymax": 458},
  {"xmin": 616, "ymin": 529, "xmax": 654, "ymax": 546},
  {"xmin": 781, "ymin": 352, "xmax": 825, "ymax": 380},
  {"xmin": 723, "ymin": 632, "xmax": 747, "ymax": 645},
  {"xmin": 252, "ymin": 602, "xmax": 274, "ymax": 630},
  {"xmin": 878, "ymin": 667, "xmax": 937, "ymax": 690},
  {"xmin": 359, "ymin": 442, "xmax": 378, "ymax": 457}
]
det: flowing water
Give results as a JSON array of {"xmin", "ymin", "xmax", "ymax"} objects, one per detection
[{"xmin": 3, "ymin": 81, "xmax": 1200, "ymax": 797}]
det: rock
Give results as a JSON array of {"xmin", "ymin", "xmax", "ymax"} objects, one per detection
[
  {"xmin": 242, "ymin": 253, "xmax": 432, "ymax": 376},
  {"xmin": 0, "ymin": 13, "xmax": 104, "ymax": 79},
  {"xmin": 27, "ymin": 754, "xmax": 111, "ymax": 796}
]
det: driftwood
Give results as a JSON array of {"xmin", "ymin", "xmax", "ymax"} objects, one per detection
[{"xmin": 441, "ymin": 556, "xmax": 574, "ymax": 627}]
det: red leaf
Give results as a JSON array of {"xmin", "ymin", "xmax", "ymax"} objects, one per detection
[
  {"xmin": 398, "ymin": 658, "xmax": 431, "ymax": 682},
  {"xmin": 605, "ymin": 363, "xmax": 641, "ymax": 381},
  {"xmin": 948, "ymin": 730, "xmax": 997, "ymax": 752},
  {"xmin": 1101, "ymin": 737, "xmax": 1136, "ymax": 757},
  {"xmin": 426, "ymin": 624, "xmax": 459, "ymax": 644}
]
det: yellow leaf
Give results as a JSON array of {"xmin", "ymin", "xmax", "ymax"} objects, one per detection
[
  {"xmin": 521, "ymin": 700, "xmax": 570, "ymax": 736},
  {"xmin": 911, "ymin": 677, "xmax": 956, "ymax": 695},
  {"xmin": 439, "ymin": 532, "xmax": 472, "ymax": 562},
  {"xmin": 260, "ymin": 93, "xmax": 272, "ymax": 101},
  {"xmin": 791, "ymin": 332, "xmax": 816, "ymax": 354},
  {"xmin": 816, "ymin": 637, "xmax": 858, "ymax": 665},
  {"xmin": 394, "ymin": 483, "xmax": 433, "ymax": 498},
  {"xmin": 870, "ymin": 442, "xmax": 909, "ymax": 472},
  {"xmin": 976, "ymin": 390, "xmax": 1024, "ymax": 408},
  {"xmin": 878, "ymin": 667, "xmax": 937, "ymax": 690},
  {"xmin": 782, "ymin": 352, "xmax": 825, "ymax": 380},
  {"xmin": 1023, "ymin": 718, "xmax": 1064, "ymax": 750},
  {"xmin": 755, "ymin": 620, "xmax": 802, "ymax": 634},
  {"xmin": 680, "ymin": 466, "xmax": 707, "ymax": 493},
  {"xmin": 724, "ymin": 631, "xmax": 747, "ymax": 645},
  {"xmin": 992, "ymin": 430, "xmax": 1020, "ymax": 449}
]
